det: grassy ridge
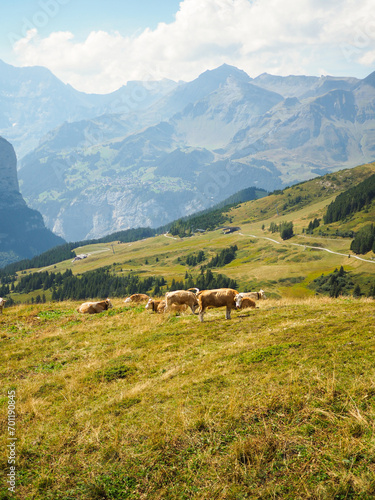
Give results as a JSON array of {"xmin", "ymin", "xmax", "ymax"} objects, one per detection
[{"xmin": 1, "ymin": 297, "xmax": 375, "ymax": 499}]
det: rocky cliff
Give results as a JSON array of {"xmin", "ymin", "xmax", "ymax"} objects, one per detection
[{"xmin": 0, "ymin": 137, "xmax": 64, "ymax": 267}]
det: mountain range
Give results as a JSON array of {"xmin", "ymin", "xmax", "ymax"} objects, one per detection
[{"xmin": 1, "ymin": 59, "xmax": 375, "ymax": 242}]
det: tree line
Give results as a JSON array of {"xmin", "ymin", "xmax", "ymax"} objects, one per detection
[
  {"xmin": 166, "ymin": 187, "xmax": 265, "ymax": 238},
  {"xmin": 170, "ymin": 269, "xmax": 237, "ymax": 293},
  {"xmin": 168, "ymin": 207, "xmax": 232, "ymax": 238},
  {"xmin": 324, "ymin": 173, "xmax": 375, "ymax": 224},
  {"xmin": 10, "ymin": 266, "xmax": 238, "ymax": 302}
]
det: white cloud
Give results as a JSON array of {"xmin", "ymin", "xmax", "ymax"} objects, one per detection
[{"xmin": 11, "ymin": 0, "xmax": 375, "ymax": 93}]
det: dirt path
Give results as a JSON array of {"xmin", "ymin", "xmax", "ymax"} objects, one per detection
[
  {"xmin": 164, "ymin": 233, "xmax": 179, "ymax": 240},
  {"xmin": 238, "ymin": 232, "xmax": 375, "ymax": 265}
]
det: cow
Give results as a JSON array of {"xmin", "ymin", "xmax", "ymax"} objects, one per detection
[
  {"xmin": 164, "ymin": 290, "xmax": 199, "ymax": 314},
  {"xmin": 124, "ymin": 293, "xmax": 150, "ymax": 304},
  {"xmin": 145, "ymin": 298, "xmax": 166, "ymax": 313},
  {"xmin": 196, "ymin": 288, "xmax": 239, "ymax": 322},
  {"xmin": 0, "ymin": 298, "xmax": 6, "ymax": 314},
  {"xmin": 77, "ymin": 298, "xmax": 113, "ymax": 314},
  {"xmin": 235, "ymin": 290, "xmax": 266, "ymax": 308},
  {"xmin": 236, "ymin": 296, "xmax": 256, "ymax": 310}
]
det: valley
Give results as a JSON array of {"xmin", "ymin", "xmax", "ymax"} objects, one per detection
[{"xmin": 3, "ymin": 159, "xmax": 375, "ymax": 305}]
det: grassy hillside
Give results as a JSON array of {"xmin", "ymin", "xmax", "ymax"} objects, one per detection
[
  {"xmin": 6, "ymin": 161, "xmax": 375, "ymax": 305},
  {"xmin": 1, "ymin": 296, "xmax": 375, "ymax": 499},
  {"xmin": 1, "ymin": 162, "xmax": 375, "ymax": 499}
]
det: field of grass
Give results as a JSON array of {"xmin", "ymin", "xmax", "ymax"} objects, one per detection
[{"xmin": 1, "ymin": 296, "xmax": 375, "ymax": 499}]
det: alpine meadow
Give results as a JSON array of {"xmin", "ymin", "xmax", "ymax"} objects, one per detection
[{"xmin": 1, "ymin": 158, "xmax": 375, "ymax": 499}]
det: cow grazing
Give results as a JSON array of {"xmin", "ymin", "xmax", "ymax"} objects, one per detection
[
  {"xmin": 77, "ymin": 298, "xmax": 113, "ymax": 314},
  {"xmin": 165, "ymin": 290, "xmax": 199, "ymax": 314},
  {"xmin": 124, "ymin": 293, "xmax": 150, "ymax": 304},
  {"xmin": 145, "ymin": 298, "xmax": 166, "ymax": 313},
  {"xmin": 236, "ymin": 296, "xmax": 256, "ymax": 310},
  {"xmin": 236, "ymin": 290, "xmax": 266, "ymax": 308},
  {"xmin": 0, "ymin": 298, "xmax": 6, "ymax": 314},
  {"xmin": 196, "ymin": 288, "xmax": 239, "ymax": 322}
]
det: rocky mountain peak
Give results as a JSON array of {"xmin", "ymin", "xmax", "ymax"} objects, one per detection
[{"xmin": 197, "ymin": 64, "xmax": 252, "ymax": 86}]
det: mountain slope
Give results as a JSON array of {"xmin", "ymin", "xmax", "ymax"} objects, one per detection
[
  {"xmin": 11, "ymin": 64, "xmax": 375, "ymax": 241},
  {"xmin": 0, "ymin": 59, "xmax": 178, "ymax": 156},
  {"xmin": 17, "ymin": 66, "xmax": 286, "ymax": 240},
  {"xmin": 0, "ymin": 136, "xmax": 64, "ymax": 266}
]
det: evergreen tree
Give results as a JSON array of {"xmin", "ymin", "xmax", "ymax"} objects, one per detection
[
  {"xmin": 350, "ymin": 224, "xmax": 375, "ymax": 255},
  {"xmin": 280, "ymin": 221, "xmax": 294, "ymax": 240}
]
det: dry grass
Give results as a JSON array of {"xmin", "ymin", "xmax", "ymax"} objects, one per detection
[{"xmin": 1, "ymin": 296, "xmax": 375, "ymax": 499}]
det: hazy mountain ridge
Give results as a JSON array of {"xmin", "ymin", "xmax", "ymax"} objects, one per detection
[
  {"xmin": 2, "ymin": 61, "xmax": 375, "ymax": 241},
  {"xmin": 0, "ymin": 59, "xmax": 179, "ymax": 157}
]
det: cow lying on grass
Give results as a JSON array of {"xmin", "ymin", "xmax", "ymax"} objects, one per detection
[
  {"xmin": 165, "ymin": 290, "xmax": 198, "ymax": 314},
  {"xmin": 0, "ymin": 297, "xmax": 6, "ymax": 314},
  {"xmin": 197, "ymin": 288, "xmax": 239, "ymax": 322},
  {"xmin": 146, "ymin": 298, "xmax": 188, "ymax": 314},
  {"xmin": 236, "ymin": 296, "xmax": 256, "ymax": 310},
  {"xmin": 77, "ymin": 299, "xmax": 113, "ymax": 314},
  {"xmin": 236, "ymin": 290, "xmax": 266, "ymax": 303},
  {"xmin": 124, "ymin": 294, "xmax": 150, "ymax": 304},
  {"xmin": 145, "ymin": 298, "xmax": 166, "ymax": 313}
]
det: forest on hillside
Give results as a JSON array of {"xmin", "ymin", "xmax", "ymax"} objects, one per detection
[
  {"xmin": 9, "ymin": 267, "xmax": 237, "ymax": 303},
  {"xmin": 324, "ymin": 173, "xmax": 375, "ymax": 224}
]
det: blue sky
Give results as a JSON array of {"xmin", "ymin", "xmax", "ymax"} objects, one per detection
[
  {"xmin": 1, "ymin": 0, "xmax": 374, "ymax": 93},
  {"xmin": 1, "ymin": 0, "xmax": 181, "ymax": 47}
]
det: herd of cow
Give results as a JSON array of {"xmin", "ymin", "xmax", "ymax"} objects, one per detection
[{"xmin": 76, "ymin": 288, "xmax": 267, "ymax": 322}]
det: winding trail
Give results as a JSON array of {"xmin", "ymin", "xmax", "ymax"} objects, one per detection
[
  {"xmin": 238, "ymin": 232, "xmax": 375, "ymax": 265},
  {"xmin": 164, "ymin": 233, "xmax": 179, "ymax": 240},
  {"xmin": 88, "ymin": 247, "xmax": 112, "ymax": 255}
]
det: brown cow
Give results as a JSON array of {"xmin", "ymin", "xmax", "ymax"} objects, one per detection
[
  {"xmin": 0, "ymin": 297, "xmax": 6, "ymax": 314},
  {"xmin": 145, "ymin": 298, "xmax": 166, "ymax": 313},
  {"xmin": 236, "ymin": 296, "xmax": 256, "ymax": 310},
  {"xmin": 77, "ymin": 298, "xmax": 113, "ymax": 314},
  {"xmin": 165, "ymin": 290, "xmax": 198, "ymax": 314},
  {"xmin": 197, "ymin": 288, "xmax": 239, "ymax": 322},
  {"xmin": 124, "ymin": 293, "xmax": 150, "ymax": 304}
]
